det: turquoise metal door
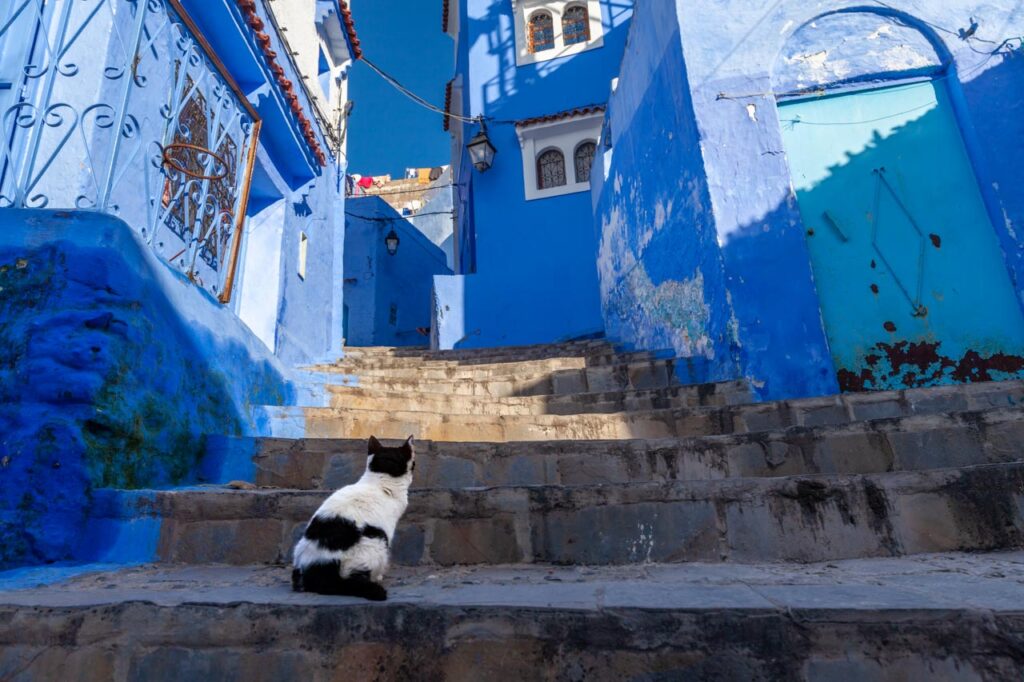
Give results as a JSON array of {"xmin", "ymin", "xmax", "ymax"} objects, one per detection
[{"xmin": 779, "ymin": 80, "xmax": 1024, "ymax": 391}]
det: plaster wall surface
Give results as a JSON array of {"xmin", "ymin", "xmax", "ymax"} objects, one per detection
[
  {"xmin": 0, "ymin": 210, "xmax": 293, "ymax": 567},
  {"xmin": 2, "ymin": 0, "xmax": 348, "ymax": 366},
  {"xmin": 596, "ymin": 0, "xmax": 1024, "ymax": 399},
  {"xmin": 345, "ymin": 198, "xmax": 452, "ymax": 346},
  {"xmin": 433, "ymin": 0, "xmax": 633, "ymax": 349}
]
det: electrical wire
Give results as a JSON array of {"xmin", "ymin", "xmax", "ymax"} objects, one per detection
[{"xmin": 361, "ymin": 57, "xmax": 482, "ymax": 125}]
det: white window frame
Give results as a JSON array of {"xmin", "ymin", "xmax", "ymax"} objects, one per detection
[
  {"xmin": 516, "ymin": 111, "xmax": 603, "ymax": 201},
  {"xmin": 512, "ymin": 0, "xmax": 604, "ymax": 67}
]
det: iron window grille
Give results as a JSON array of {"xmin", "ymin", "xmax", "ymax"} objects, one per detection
[
  {"xmin": 562, "ymin": 5, "xmax": 590, "ymax": 46},
  {"xmin": 537, "ymin": 148, "xmax": 567, "ymax": 189}
]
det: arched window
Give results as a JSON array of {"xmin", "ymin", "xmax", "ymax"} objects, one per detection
[
  {"xmin": 528, "ymin": 12, "xmax": 555, "ymax": 53},
  {"xmin": 562, "ymin": 5, "xmax": 590, "ymax": 45},
  {"xmin": 574, "ymin": 140, "xmax": 596, "ymax": 183},
  {"xmin": 537, "ymin": 148, "xmax": 566, "ymax": 189}
]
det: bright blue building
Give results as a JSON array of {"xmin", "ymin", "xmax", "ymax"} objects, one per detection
[
  {"xmin": 595, "ymin": 0, "xmax": 1024, "ymax": 400},
  {"xmin": 0, "ymin": 0, "xmax": 358, "ymax": 565},
  {"xmin": 344, "ymin": 196, "xmax": 453, "ymax": 347},
  {"xmin": 433, "ymin": 0, "xmax": 632, "ymax": 349}
]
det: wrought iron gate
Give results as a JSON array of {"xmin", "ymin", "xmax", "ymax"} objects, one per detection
[{"xmin": 0, "ymin": 0, "xmax": 260, "ymax": 301}]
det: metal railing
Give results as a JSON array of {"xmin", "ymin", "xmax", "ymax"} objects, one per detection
[{"xmin": 0, "ymin": 0, "xmax": 260, "ymax": 301}]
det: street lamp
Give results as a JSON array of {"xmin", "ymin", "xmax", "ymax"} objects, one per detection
[
  {"xmin": 385, "ymin": 228, "xmax": 400, "ymax": 256},
  {"xmin": 466, "ymin": 118, "xmax": 496, "ymax": 172}
]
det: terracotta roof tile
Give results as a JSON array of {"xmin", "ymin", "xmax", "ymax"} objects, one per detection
[
  {"xmin": 338, "ymin": 0, "xmax": 362, "ymax": 60},
  {"xmin": 515, "ymin": 104, "xmax": 606, "ymax": 128},
  {"xmin": 443, "ymin": 78, "xmax": 454, "ymax": 131}
]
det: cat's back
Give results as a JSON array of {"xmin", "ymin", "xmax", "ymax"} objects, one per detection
[{"xmin": 315, "ymin": 479, "xmax": 399, "ymax": 525}]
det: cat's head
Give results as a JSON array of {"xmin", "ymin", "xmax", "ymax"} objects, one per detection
[{"xmin": 366, "ymin": 435, "xmax": 416, "ymax": 478}]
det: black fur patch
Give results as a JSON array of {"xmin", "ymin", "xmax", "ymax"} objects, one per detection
[
  {"xmin": 304, "ymin": 516, "xmax": 361, "ymax": 552},
  {"xmin": 368, "ymin": 441, "xmax": 413, "ymax": 478},
  {"xmin": 294, "ymin": 563, "xmax": 387, "ymax": 601},
  {"xmin": 362, "ymin": 524, "xmax": 390, "ymax": 547}
]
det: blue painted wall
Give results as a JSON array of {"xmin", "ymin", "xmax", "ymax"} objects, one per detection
[
  {"xmin": 0, "ymin": 210, "xmax": 293, "ymax": 567},
  {"xmin": 0, "ymin": 0, "xmax": 352, "ymax": 567},
  {"xmin": 433, "ymin": 0, "xmax": 633, "ymax": 349},
  {"xmin": 345, "ymin": 197, "xmax": 452, "ymax": 346},
  {"xmin": 595, "ymin": 0, "xmax": 1024, "ymax": 400}
]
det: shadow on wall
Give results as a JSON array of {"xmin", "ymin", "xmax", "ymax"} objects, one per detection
[
  {"xmin": 469, "ymin": 0, "xmax": 632, "ymax": 117},
  {"xmin": 0, "ymin": 210, "xmax": 292, "ymax": 567},
  {"xmin": 593, "ymin": 18, "xmax": 740, "ymax": 386},
  {"xmin": 766, "ymin": 79, "xmax": 1024, "ymax": 391}
]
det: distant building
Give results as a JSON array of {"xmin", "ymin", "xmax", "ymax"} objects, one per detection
[
  {"xmin": 0, "ymin": 0, "xmax": 358, "ymax": 565},
  {"xmin": 348, "ymin": 167, "xmax": 455, "ymax": 268},
  {"xmin": 594, "ymin": 1, "xmax": 1024, "ymax": 400},
  {"xmin": 433, "ymin": 0, "xmax": 633, "ymax": 349}
]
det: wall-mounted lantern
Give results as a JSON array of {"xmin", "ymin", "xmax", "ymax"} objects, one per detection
[
  {"xmin": 385, "ymin": 228, "xmax": 400, "ymax": 256},
  {"xmin": 467, "ymin": 118, "xmax": 496, "ymax": 172}
]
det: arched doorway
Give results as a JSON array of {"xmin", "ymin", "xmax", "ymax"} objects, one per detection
[{"xmin": 776, "ymin": 12, "xmax": 1024, "ymax": 391}]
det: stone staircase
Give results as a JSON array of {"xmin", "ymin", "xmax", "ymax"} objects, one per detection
[{"xmin": 3, "ymin": 340, "xmax": 1024, "ymax": 679}]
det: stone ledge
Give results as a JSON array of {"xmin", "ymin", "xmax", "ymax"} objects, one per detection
[
  {"xmin": 90, "ymin": 463, "xmax": 1024, "ymax": 566},
  {"xmin": 248, "ymin": 406, "xmax": 1024, "ymax": 489},
  {"xmin": 2, "ymin": 554, "xmax": 1023, "ymax": 680}
]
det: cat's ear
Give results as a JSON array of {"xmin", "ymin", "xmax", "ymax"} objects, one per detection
[
  {"xmin": 368, "ymin": 435, "xmax": 383, "ymax": 454},
  {"xmin": 402, "ymin": 435, "xmax": 414, "ymax": 455}
]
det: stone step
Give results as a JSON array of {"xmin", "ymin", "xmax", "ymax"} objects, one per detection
[
  {"xmin": 341, "ymin": 339, "xmax": 614, "ymax": 362},
  {"xmin": 90, "ymin": 462, "xmax": 1024, "ymax": 567},
  {"xmin": 325, "ymin": 381, "xmax": 752, "ymax": 415},
  {"xmin": 3, "ymin": 553, "xmax": 1023, "ymax": 680},
  {"xmin": 259, "ymin": 381, "xmax": 1024, "ymax": 441},
  {"xmin": 326, "ymin": 348, "xmax": 669, "ymax": 372},
  {"xmin": 249, "ymin": 408, "xmax": 1024, "ymax": 490},
  {"xmin": 317, "ymin": 359, "xmax": 685, "ymax": 397}
]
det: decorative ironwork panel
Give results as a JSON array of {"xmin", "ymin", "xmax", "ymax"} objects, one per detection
[
  {"xmin": 574, "ymin": 140, "xmax": 596, "ymax": 183},
  {"xmin": 562, "ymin": 6, "xmax": 590, "ymax": 46},
  {"xmin": 0, "ymin": 0, "xmax": 260, "ymax": 300},
  {"xmin": 537, "ymin": 148, "xmax": 566, "ymax": 189},
  {"xmin": 528, "ymin": 12, "xmax": 554, "ymax": 53}
]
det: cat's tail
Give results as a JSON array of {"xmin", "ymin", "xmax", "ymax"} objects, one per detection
[{"xmin": 293, "ymin": 563, "xmax": 388, "ymax": 601}]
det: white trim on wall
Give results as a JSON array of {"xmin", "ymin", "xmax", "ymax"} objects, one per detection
[
  {"xmin": 516, "ymin": 111, "xmax": 603, "ymax": 201},
  {"xmin": 513, "ymin": 0, "xmax": 604, "ymax": 67}
]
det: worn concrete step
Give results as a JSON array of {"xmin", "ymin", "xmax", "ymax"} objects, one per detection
[
  {"xmin": 318, "ymin": 359, "xmax": 686, "ymax": 398},
  {"xmin": 249, "ymin": 408, "xmax": 1024, "ymax": 490},
  {"xmin": 258, "ymin": 380, "xmax": 1024, "ymax": 441},
  {"xmin": 3, "ymin": 553, "xmax": 1023, "ymax": 680},
  {"xmin": 325, "ymin": 381, "xmax": 752, "ymax": 415},
  {"xmin": 326, "ymin": 349, "xmax": 669, "ymax": 373},
  {"xmin": 89, "ymin": 463, "xmax": 1024, "ymax": 567},
  {"xmin": 341, "ymin": 339, "xmax": 614, "ymax": 362}
]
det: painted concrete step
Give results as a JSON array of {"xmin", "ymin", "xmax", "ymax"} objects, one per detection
[
  {"xmin": 90, "ymin": 463, "xmax": 1024, "ymax": 567},
  {"xmin": 258, "ymin": 380, "xmax": 1024, "ymax": 441},
  {"xmin": 325, "ymin": 381, "xmax": 753, "ymax": 415},
  {"xmin": 249, "ymin": 407, "xmax": 1024, "ymax": 490},
  {"xmin": 3, "ymin": 553, "xmax": 1024, "ymax": 680}
]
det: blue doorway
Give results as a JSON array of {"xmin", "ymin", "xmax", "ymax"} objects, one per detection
[{"xmin": 779, "ymin": 79, "xmax": 1024, "ymax": 391}]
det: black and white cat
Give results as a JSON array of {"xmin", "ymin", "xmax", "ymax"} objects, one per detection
[{"xmin": 291, "ymin": 435, "xmax": 415, "ymax": 601}]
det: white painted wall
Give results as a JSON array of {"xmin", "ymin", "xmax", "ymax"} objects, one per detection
[{"xmin": 236, "ymin": 200, "xmax": 287, "ymax": 351}]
